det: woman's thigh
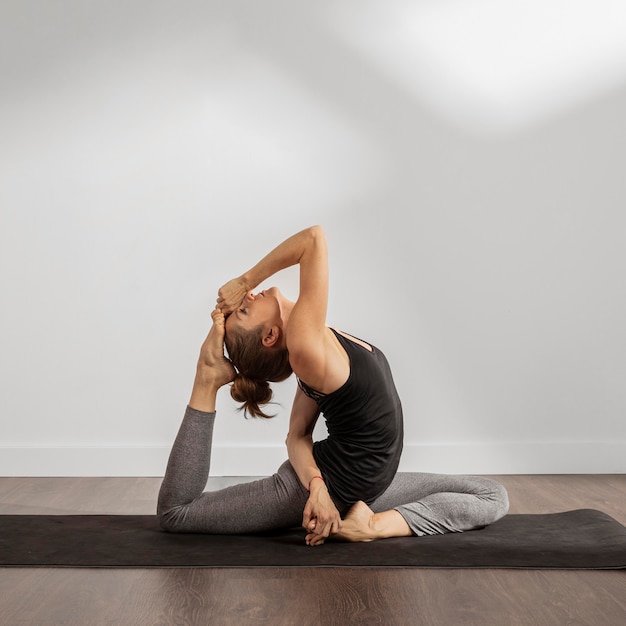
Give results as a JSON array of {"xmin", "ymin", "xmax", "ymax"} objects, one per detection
[{"xmin": 160, "ymin": 460, "xmax": 309, "ymax": 533}]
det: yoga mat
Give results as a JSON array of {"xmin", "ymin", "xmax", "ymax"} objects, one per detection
[{"xmin": 1, "ymin": 509, "xmax": 625, "ymax": 569}]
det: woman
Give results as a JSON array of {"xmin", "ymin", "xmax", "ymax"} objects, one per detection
[{"xmin": 158, "ymin": 226, "xmax": 509, "ymax": 546}]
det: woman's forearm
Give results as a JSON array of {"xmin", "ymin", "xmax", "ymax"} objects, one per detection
[
  {"xmin": 288, "ymin": 431, "xmax": 341, "ymax": 545},
  {"xmin": 243, "ymin": 225, "xmax": 323, "ymax": 289},
  {"xmin": 217, "ymin": 225, "xmax": 325, "ymax": 316},
  {"xmin": 286, "ymin": 433, "xmax": 324, "ymax": 492}
]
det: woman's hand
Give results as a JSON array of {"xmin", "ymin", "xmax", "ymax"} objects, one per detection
[
  {"xmin": 197, "ymin": 308, "xmax": 236, "ymax": 389},
  {"xmin": 302, "ymin": 483, "xmax": 343, "ymax": 547},
  {"xmin": 216, "ymin": 276, "xmax": 251, "ymax": 316}
]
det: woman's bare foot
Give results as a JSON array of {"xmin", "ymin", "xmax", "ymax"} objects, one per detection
[
  {"xmin": 197, "ymin": 309, "xmax": 236, "ymax": 387},
  {"xmin": 189, "ymin": 309, "xmax": 236, "ymax": 412},
  {"xmin": 335, "ymin": 501, "xmax": 412, "ymax": 542}
]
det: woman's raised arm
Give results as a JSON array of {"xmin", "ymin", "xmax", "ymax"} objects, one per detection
[{"xmin": 216, "ymin": 225, "xmax": 328, "ymax": 321}]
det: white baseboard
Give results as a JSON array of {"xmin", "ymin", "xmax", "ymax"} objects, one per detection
[{"xmin": 0, "ymin": 441, "xmax": 623, "ymax": 476}]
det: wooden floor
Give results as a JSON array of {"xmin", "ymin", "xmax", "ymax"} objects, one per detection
[{"xmin": 0, "ymin": 475, "xmax": 624, "ymax": 625}]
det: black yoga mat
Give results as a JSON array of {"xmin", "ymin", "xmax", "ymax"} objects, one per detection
[{"xmin": 1, "ymin": 509, "xmax": 625, "ymax": 569}]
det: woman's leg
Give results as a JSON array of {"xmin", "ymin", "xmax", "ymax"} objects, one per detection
[
  {"xmin": 336, "ymin": 473, "xmax": 509, "ymax": 541},
  {"xmin": 158, "ymin": 309, "xmax": 310, "ymax": 534},
  {"xmin": 157, "ymin": 406, "xmax": 309, "ymax": 534}
]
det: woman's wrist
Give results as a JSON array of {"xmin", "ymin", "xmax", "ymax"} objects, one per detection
[
  {"xmin": 307, "ymin": 475, "xmax": 326, "ymax": 492},
  {"xmin": 240, "ymin": 271, "xmax": 255, "ymax": 291}
]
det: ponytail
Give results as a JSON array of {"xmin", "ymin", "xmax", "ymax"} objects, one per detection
[
  {"xmin": 230, "ymin": 373, "xmax": 274, "ymax": 419},
  {"xmin": 224, "ymin": 324, "xmax": 293, "ymax": 419}
]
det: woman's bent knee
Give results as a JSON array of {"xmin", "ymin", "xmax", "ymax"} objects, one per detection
[{"xmin": 157, "ymin": 506, "xmax": 185, "ymax": 533}]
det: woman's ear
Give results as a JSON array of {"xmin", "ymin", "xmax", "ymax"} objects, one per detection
[{"xmin": 262, "ymin": 325, "xmax": 281, "ymax": 348}]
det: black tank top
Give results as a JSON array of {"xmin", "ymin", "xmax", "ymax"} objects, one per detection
[{"xmin": 299, "ymin": 329, "xmax": 404, "ymax": 505}]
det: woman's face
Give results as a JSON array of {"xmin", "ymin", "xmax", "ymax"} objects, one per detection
[{"xmin": 225, "ymin": 287, "xmax": 282, "ymax": 334}]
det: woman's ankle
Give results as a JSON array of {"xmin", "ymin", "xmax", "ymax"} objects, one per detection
[
  {"xmin": 188, "ymin": 366, "xmax": 220, "ymax": 412},
  {"xmin": 371, "ymin": 510, "xmax": 412, "ymax": 539}
]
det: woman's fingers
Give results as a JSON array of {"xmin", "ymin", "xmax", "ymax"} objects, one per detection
[
  {"xmin": 307, "ymin": 514, "xmax": 343, "ymax": 545},
  {"xmin": 306, "ymin": 527, "xmax": 329, "ymax": 546},
  {"xmin": 306, "ymin": 535, "xmax": 326, "ymax": 547}
]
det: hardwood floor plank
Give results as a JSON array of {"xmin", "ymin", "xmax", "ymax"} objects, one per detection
[
  {"xmin": 104, "ymin": 569, "xmax": 323, "ymax": 626},
  {"xmin": 0, "ymin": 475, "xmax": 624, "ymax": 625},
  {"xmin": 1, "ymin": 568, "xmax": 624, "ymax": 626}
]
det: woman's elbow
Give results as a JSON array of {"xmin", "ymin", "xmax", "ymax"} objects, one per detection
[
  {"xmin": 285, "ymin": 431, "xmax": 296, "ymax": 449},
  {"xmin": 285, "ymin": 430, "xmax": 309, "ymax": 449},
  {"xmin": 305, "ymin": 224, "xmax": 325, "ymax": 245}
]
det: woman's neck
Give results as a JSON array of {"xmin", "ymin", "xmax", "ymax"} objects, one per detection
[{"xmin": 278, "ymin": 297, "xmax": 295, "ymax": 330}]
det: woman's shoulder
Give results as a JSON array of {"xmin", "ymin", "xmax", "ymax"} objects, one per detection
[
  {"xmin": 331, "ymin": 328, "xmax": 374, "ymax": 353},
  {"xmin": 289, "ymin": 326, "xmax": 351, "ymax": 396}
]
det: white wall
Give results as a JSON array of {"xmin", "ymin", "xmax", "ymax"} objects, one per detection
[{"xmin": 1, "ymin": 0, "xmax": 625, "ymax": 476}]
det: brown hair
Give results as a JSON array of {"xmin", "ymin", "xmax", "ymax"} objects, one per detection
[{"xmin": 224, "ymin": 324, "xmax": 293, "ymax": 418}]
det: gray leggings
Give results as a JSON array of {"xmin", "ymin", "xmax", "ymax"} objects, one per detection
[{"xmin": 158, "ymin": 406, "xmax": 509, "ymax": 536}]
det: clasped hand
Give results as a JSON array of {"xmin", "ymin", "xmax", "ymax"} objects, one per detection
[
  {"xmin": 216, "ymin": 276, "xmax": 250, "ymax": 316},
  {"xmin": 302, "ymin": 486, "xmax": 342, "ymax": 547}
]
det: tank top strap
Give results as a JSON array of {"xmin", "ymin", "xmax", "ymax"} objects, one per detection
[{"xmin": 297, "ymin": 377, "xmax": 326, "ymax": 402}]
